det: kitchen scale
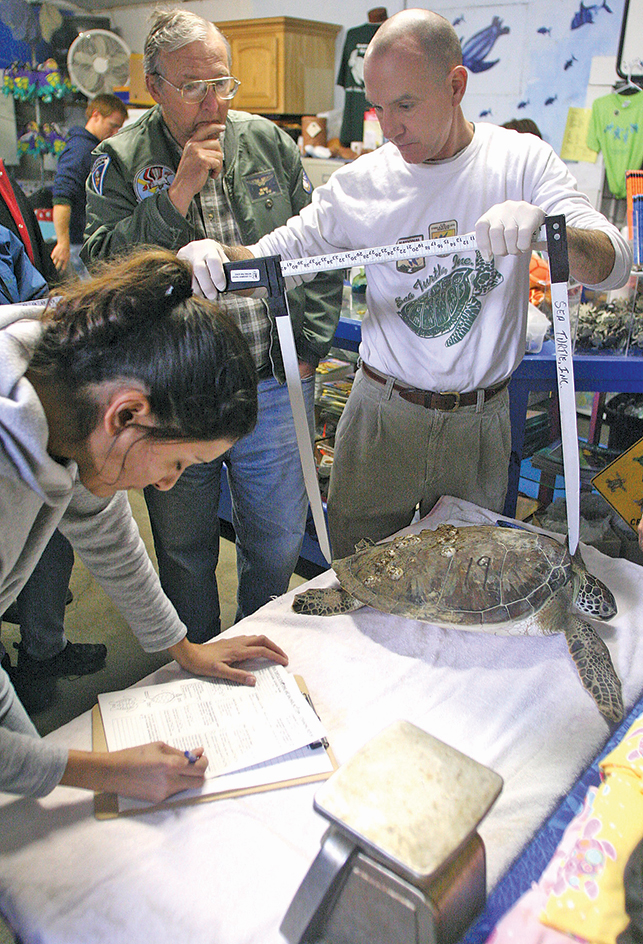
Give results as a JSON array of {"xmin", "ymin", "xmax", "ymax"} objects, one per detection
[{"xmin": 279, "ymin": 720, "xmax": 503, "ymax": 944}]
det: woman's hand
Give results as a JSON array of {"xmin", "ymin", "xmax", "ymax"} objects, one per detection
[
  {"xmin": 168, "ymin": 634, "xmax": 289, "ymax": 686},
  {"xmin": 61, "ymin": 743, "xmax": 208, "ymax": 803}
]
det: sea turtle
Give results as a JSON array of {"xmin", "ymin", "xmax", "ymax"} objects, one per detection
[
  {"xmin": 293, "ymin": 524, "xmax": 623, "ymax": 723},
  {"xmin": 398, "ymin": 252, "xmax": 503, "ymax": 347}
]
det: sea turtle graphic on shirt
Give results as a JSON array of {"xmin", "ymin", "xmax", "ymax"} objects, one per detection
[{"xmin": 398, "ymin": 251, "xmax": 503, "ymax": 346}]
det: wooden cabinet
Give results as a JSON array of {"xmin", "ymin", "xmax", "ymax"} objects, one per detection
[
  {"xmin": 217, "ymin": 17, "xmax": 341, "ymax": 115},
  {"xmin": 128, "ymin": 54, "xmax": 155, "ymax": 106}
]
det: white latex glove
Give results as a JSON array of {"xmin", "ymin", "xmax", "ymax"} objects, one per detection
[
  {"xmin": 475, "ymin": 201, "xmax": 546, "ymax": 263},
  {"xmin": 177, "ymin": 239, "xmax": 229, "ymax": 299}
]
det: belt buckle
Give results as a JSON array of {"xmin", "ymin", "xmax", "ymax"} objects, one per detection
[{"xmin": 438, "ymin": 390, "xmax": 461, "ymax": 411}]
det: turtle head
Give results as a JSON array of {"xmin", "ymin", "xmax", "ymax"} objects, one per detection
[{"xmin": 570, "ymin": 545, "xmax": 617, "ymax": 621}]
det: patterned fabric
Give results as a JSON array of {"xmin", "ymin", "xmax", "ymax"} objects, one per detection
[
  {"xmin": 197, "ymin": 174, "xmax": 270, "ymax": 372},
  {"xmin": 539, "ymin": 771, "xmax": 643, "ymax": 943},
  {"xmin": 463, "ymin": 692, "xmax": 643, "ymax": 943}
]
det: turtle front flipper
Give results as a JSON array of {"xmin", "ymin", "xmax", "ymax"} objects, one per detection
[
  {"xmin": 564, "ymin": 619, "xmax": 623, "ymax": 723},
  {"xmin": 293, "ymin": 587, "xmax": 363, "ymax": 617}
]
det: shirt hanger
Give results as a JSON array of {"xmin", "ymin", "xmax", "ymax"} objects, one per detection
[{"xmin": 614, "ymin": 62, "xmax": 643, "ymax": 96}]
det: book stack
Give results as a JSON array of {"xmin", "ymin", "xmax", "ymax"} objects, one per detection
[
  {"xmin": 318, "ymin": 378, "xmax": 353, "ymax": 415},
  {"xmin": 315, "ymin": 357, "xmax": 354, "ymax": 400}
]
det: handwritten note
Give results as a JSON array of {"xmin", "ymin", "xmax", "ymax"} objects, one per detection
[
  {"xmin": 560, "ymin": 108, "xmax": 597, "ymax": 163},
  {"xmin": 551, "ymin": 284, "xmax": 581, "ymax": 554}
]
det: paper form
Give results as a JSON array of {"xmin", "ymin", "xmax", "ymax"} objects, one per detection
[
  {"xmin": 115, "ymin": 740, "xmax": 334, "ymax": 812},
  {"xmin": 98, "ymin": 663, "xmax": 328, "ymax": 780}
]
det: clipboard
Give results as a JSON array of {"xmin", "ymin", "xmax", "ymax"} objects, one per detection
[
  {"xmin": 92, "ymin": 675, "xmax": 338, "ymax": 819},
  {"xmin": 591, "ymin": 434, "xmax": 643, "ymax": 534}
]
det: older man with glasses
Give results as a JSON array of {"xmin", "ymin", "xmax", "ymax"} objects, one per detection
[{"xmin": 83, "ymin": 9, "xmax": 342, "ymax": 643}]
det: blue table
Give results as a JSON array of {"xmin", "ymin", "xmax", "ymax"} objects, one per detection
[
  {"xmin": 333, "ymin": 321, "xmax": 643, "ymax": 518},
  {"xmin": 505, "ymin": 340, "xmax": 643, "ymax": 515}
]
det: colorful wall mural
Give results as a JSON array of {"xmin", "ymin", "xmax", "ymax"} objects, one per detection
[{"xmin": 432, "ymin": 0, "xmax": 628, "ymax": 152}]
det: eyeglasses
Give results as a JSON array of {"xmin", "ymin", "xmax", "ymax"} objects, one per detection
[{"xmin": 154, "ymin": 74, "xmax": 241, "ymax": 103}]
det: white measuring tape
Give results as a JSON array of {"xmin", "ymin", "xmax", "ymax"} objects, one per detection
[{"xmin": 279, "ymin": 232, "xmax": 481, "ymax": 278}]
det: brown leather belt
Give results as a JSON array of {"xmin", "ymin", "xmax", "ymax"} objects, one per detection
[{"xmin": 361, "ymin": 363, "xmax": 510, "ymax": 412}]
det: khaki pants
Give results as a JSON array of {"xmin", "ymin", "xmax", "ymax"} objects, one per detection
[{"xmin": 327, "ymin": 367, "xmax": 511, "ymax": 559}]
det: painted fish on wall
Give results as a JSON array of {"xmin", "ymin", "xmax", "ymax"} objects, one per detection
[
  {"xmin": 461, "ymin": 16, "xmax": 510, "ymax": 73},
  {"xmin": 571, "ymin": 0, "xmax": 613, "ymax": 29}
]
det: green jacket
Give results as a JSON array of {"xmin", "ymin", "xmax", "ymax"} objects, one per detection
[{"xmin": 83, "ymin": 107, "xmax": 342, "ymax": 377}]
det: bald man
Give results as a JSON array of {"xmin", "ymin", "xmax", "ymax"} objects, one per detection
[{"xmin": 181, "ymin": 9, "xmax": 631, "ymax": 558}]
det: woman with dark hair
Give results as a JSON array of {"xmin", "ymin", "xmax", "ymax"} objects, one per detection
[{"xmin": 0, "ymin": 247, "xmax": 288, "ymax": 802}]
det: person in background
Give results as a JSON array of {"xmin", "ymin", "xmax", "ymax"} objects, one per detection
[
  {"xmin": 0, "ymin": 246, "xmax": 288, "ymax": 801},
  {"xmin": 179, "ymin": 8, "xmax": 631, "ymax": 560},
  {"xmin": 0, "ymin": 159, "xmax": 58, "ymax": 287},
  {"xmin": 83, "ymin": 9, "xmax": 342, "ymax": 643},
  {"xmin": 0, "ymin": 224, "xmax": 47, "ymax": 304},
  {"xmin": 51, "ymin": 93, "xmax": 128, "ymax": 278},
  {"xmin": 0, "ymin": 161, "xmax": 102, "ymax": 715},
  {"xmin": 501, "ymin": 118, "xmax": 543, "ymax": 138}
]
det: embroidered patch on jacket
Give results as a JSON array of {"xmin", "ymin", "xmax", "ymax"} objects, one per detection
[
  {"xmin": 302, "ymin": 170, "xmax": 313, "ymax": 193},
  {"xmin": 244, "ymin": 169, "xmax": 282, "ymax": 201},
  {"xmin": 396, "ymin": 234, "xmax": 426, "ymax": 274},
  {"xmin": 133, "ymin": 164, "xmax": 175, "ymax": 202},
  {"xmin": 88, "ymin": 155, "xmax": 110, "ymax": 194}
]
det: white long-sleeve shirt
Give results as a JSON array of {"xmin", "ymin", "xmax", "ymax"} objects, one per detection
[{"xmin": 254, "ymin": 123, "xmax": 631, "ymax": 391}]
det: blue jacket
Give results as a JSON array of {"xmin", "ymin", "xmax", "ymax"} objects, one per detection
[
  {"xmin": 0, "ymin": 225, "xmax": 47, "ymax": 304},
  {"xmin": 52, "ymin": 126, "xmax": 99, "ymax": 244}
]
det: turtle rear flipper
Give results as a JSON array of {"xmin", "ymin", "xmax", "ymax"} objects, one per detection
[
  {"xmin": 564, "ymin": 619, "xmax": 623, "ymax": 723},
  {"xmin": 292, "ymin": 587, "xmax": 363, "ymax": 617}
]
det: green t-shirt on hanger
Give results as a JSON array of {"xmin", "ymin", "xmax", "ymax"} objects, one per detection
[{"xmin": 587, "ymin": 90, "xmax": 643, "ymax": 198}]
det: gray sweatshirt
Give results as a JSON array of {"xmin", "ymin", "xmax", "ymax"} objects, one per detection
[{"xmin": 0, "ymin": 305, "xmax": 187, "ymax": 796}]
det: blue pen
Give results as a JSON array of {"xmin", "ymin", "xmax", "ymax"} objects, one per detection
[{"xmin": 184, "ymin": 749, "xmax": 198, "ymax": 764}]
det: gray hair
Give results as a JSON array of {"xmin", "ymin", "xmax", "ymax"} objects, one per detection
[{"xmin": 144, "ymin": 9, "xmax": 232, "ymax": 75}]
